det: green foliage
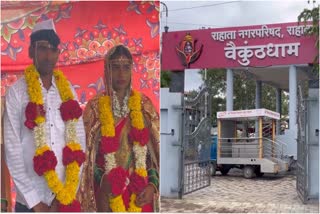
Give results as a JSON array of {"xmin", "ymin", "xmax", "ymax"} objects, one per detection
[
  {"xmin": 298, "ymin": 5, "xmax": 319, "ymax": 76},
  {"xmin": 199, "ymin": 69, "xmax": 226, "ymax": 96},
  {"xmin": 262, "ymin": 84, "xmax": 276, "ymax": 111},
  {"xmin": 233, "ymin": 76, "xmax": 256, "ymax": 110},
  {"xmin": 198, "ymin": 69, "xmax": 226, "ymax": 125},
  {"xmin": 281, "ymin": 91, "xmax": 289, "ymax": 116},
  {"xmin": 211, "ymin": 97, "xmax": 226, "ymax": 125},
  {"xmin": 161, "ymin": 71, "xmax": 171, "ymax": 87},
  {"xmin": 200, "ymin": 69, "xmax": 289, "ymax": 126},
  {"xmin": 185, "ymin": 89, "xmax": 199, "ymax": 99}
]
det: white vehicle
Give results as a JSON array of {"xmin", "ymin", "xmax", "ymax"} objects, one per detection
[{"xmin": 216, "ymin": 108, "xmax": 289, "ymax": 178}]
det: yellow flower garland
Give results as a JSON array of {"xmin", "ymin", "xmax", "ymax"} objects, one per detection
[
  {"xmin": 99, "ymin": 96, "xmax": 115, "ymax": 137},
  {"xmin": 25, "ymin": 64, "xmax": 83, "ymax": 206},
  {"xmin": 127, "ymin": 194, "xmax": 142, "ymax": 212},
  {"xmin": 109, "ymin": 195, "xmax": 126, "ymax": 212},
  {"xmin": 53, "ymin": 70, "xmax": 74, "ymax": 101},
  {"xmin": 99, "ymin": 90, "xmax": 148, "ymax": 212},
  {"xmin": 25, "ymin": 66, "xmax": 43, "ymax": 104}
]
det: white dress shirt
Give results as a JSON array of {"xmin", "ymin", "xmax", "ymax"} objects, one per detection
[{"xmin": 4, "ymin": 75, "xmax": 86, "ymax": 209}]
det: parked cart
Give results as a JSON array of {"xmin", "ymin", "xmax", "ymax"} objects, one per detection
[{"xmin": 215, "ymin": 108, "xmax": 289, "ymax": 178}]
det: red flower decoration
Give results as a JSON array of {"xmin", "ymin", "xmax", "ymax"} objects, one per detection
[
  {"xmin": 58, "ymin": 200, "xmax": 81, "ymax": 212},
  {"xmin": 24, "ymin": 102, "xmax": 45, "ymax": 129},
  {"xmin": 128, "ymin": 172, "xmax": 148, "ymax": 194},
  {"xmin": 62, "ymin": 146, "xmax": 85, "ymax": 166},
  {"xmin": 60, "ymin": 100, "xmax": 82, "ymax": 121},
  {"xmin": 25, "ymin": 102, "xmax": 37, "ymax": 120},
  {"xmin": 106, "ymin": 167, "xmax": 128, "ymax": 195},
  {"xmin": 24, "ymin": 120, "xmax": 36, "ymax": 129},
  {"xmin": 99, "ymin": 136, "xmax": 119, "ymax": 154},
  {"xmin": 99, "ymin": 118, "xmax": 126, "ymax": 154},
  {"xmin": 25, "ymin": 102, "xmax": 45, "ymax": 120},
  {"xmin": 128, "ymin": 128, "xmax": 150, "ymax": 146},
  {"xmin": 33, "ymin": 150, "xmax": 57, "ymax": 176}
]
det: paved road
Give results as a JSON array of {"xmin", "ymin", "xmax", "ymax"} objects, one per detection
[{"xmin": 161, "ymin": 169, "xmax": 319, "ymax": 213}]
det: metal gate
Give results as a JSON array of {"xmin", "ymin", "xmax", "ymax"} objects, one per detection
[
  {"xmin": 181, "ymin": 86, "xmax": 212, "ymax": 196},
  {"xmin": 296, "ymin": 85, "xmax": 307, "ymax": 203},
  {"xmin": 296, "ymin": 83, "xmax": 319, "ymax": 203}
]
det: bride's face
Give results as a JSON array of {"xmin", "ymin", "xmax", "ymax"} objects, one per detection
[{"xmin": 110, "ymin": 55, "xmax": 132, "ymax": 92}]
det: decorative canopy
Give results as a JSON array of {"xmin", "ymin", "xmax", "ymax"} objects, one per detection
[{"xmin": 1, "ymin": 1, "xmax": 160, "ymax": 110}]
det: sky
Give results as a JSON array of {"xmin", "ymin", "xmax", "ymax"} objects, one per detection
[{"xmin": 160, "ymin": 0, "xmax": 317, "ymax": 91}]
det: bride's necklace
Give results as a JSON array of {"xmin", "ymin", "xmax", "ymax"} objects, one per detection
[{"xmin": 112, "ymin": 90, "xmax": 129, "ymax": 118}]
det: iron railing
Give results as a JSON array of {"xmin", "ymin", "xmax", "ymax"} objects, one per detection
[{"xmin": 218, "ymin": 137, "xmax": 287, "ymax": 159}]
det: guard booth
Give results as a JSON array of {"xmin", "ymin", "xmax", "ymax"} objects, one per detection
[{"xmin": 216, "ymin": 108, "xmax": 289, "ymax": 178}]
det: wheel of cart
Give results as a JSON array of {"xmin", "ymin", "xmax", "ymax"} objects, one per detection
[
  {"xmin": 243, "ymin": 165, "xmax": 255, "ymax": 179},
  {"xmin": 210, "ymin": 161, "xmax": 217, "ymax": 176}
]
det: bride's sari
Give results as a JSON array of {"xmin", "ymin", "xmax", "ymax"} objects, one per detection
[{"xmin": 77, "ymin": 92, "xmax": 159, "ymax": 212}]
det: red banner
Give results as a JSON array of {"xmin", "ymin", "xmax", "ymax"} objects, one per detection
[
  {"xmin": 1, "ymin": 1, "xmax": 160, "ymax": 110},
  {"xmin": 162, "ymin": 22, "xmax": 317, "ymax": 70}
]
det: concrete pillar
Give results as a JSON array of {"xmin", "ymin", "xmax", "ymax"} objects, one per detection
[
  {"xmin": 280, "ymin": 65, "xmax": 298, "ymax": 159},
  {"xmin": 276, "ymin": 88, "xmax": 282, "ymax": 135},
  {"xmin": 289, "ymin": 65, "xmax": 297, "ymax": 132},
  {"xmin": 226, "ymin": 69, "xmax": 233, "ymax": 111},
  {"xmin": 255, "ymin": 81, "xmax": 262, "ymax": 136}
]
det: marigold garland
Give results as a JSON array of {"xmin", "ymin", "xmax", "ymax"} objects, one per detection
[
  {"xmin": 25, "ymin": 64, "xmax": 85, "ymax": 212},
  {"xmin": 127, "ymin": 194, "xmax": 141, "ymax": 212},
  {"xmin": 109, "ymin": 195, "xmax": 126, "ymax": 212},
  {"xmin": 99, "ymin": 90, "xmax": 150, "ymax": 212}
]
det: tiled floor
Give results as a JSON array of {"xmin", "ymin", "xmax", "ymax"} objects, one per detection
[{"xmin": 161, "ymin": 169, "xmax": 319, "ymax": 213}]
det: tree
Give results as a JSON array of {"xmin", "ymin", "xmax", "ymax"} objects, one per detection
[
  {"xmin": 261, "ymin": 84, "xmax": 276, "ymax": 111},
  {"xmin": 298, "ymin": 2, "xmax": 319, "ymax": 76},
  {"xmin": 185, "ymin": 89, "xmax": 199, "ymax": 99},
  {"xmin": 198, "ymin": 69, "xmax": 226, "ymax": 125},
  {"xmin": 233, "ymin": 76, "xmax": 256, "ymax": 110},
  {"xmin": 200, "ymin": 69, "xmax": 289, "ymax": 126},
  {"xmin": 199, "ymin": 69, "xmax": 226, "ymax": 97},
  {"xmin": 281, "ymin": 92, "xmax": 289, "ymax": 116},
  {"xmin": 160, "ymin": 70, "xmax": 171, "ymax": 87},
  {"xmin": 211, "ymin": 96, "xmax": 226, "ymax": 125}
]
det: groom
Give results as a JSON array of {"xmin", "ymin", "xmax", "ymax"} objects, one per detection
[{"xmin": 3, "ymin": 19, "xmax": 86, "ymax": 212}]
